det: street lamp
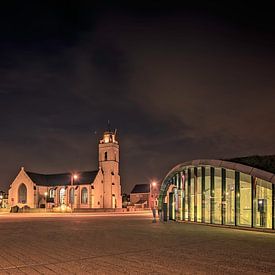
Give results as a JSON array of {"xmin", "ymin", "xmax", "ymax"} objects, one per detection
[
  {"xmin": 70, "ymin": 174, "xmax": 78, "ymax": 212},
  {"xmin": 150, "ymin": 181, "xmax": 158, "ymax": 223}
]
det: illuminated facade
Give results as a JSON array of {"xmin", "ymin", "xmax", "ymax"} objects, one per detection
[
  {"xmin": 8, "ymin": 130, "xmax": 122, "ymax": 210},
  {"xmin": 159, "ymin": 160, "xmax": 275, "ymax": 230}
]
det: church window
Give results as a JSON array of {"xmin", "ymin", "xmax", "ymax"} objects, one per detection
[
  {"xmin": 18, "ymin": 183, "xmax": 27, "ymax": 203},
  {"xmin": 81, "ymin": 187, "xmax": 88, "ymax": 204},
  {"xmin": 49, "ymin": 189, "xmax": 55, "ymax": 199},
  {"xmin": 104, "ymin": 152, "xmax": 108, "ymax": 161},
  {"xmin": 69, "ymin": 188, "xmax": 74, "ymax": 204},
  {"xmin": 59, "ymin": 187, "xmax": 66, "ymax": 204}
]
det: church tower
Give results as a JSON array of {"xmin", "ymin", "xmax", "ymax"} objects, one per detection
[{"xmin": 98, "ymin": 128, "xmax": 122, "ymax": 208}]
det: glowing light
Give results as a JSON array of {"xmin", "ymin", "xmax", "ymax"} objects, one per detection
[
  {"xmin": 61, "ymin": 204, "xmax": 66, "ymax": 212},
  {"xmin": 44, "ymin": 192, "xmax": 48, "ymax": 197},
  {"xmin": 151, "ymin": 181, "xmax": 157, "ymax": 187},
  {"xmin": 73, "ymin": 174, "xmax": 78, "ymax": 180}
]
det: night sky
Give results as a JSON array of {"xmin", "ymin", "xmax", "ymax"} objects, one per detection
[{"xmin": 0, "ymin": 2, "xmax": 275, "ymax": 193}]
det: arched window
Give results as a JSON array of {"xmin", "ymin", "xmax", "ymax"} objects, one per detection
[
  {"xmin": 69, "ymin": 188, "xmax": 74, "ymax": 204},
  {"xmin": 104, "ymin": 151, "xmax": 108, "ymax": 161},
  {"xmin": 59, "ymin": 187, "xmax": 65, "ymax": 204},
  {"xmin": 18, "ymin": 183, "xmax": 27, "ymax": 203},
  {"xmin": 49, "ymin": 189, "xmax": 55, "ymax": 199},
  {"xmin": 81, "ymin": 187, "xmax": 88, "ymax": 204}
]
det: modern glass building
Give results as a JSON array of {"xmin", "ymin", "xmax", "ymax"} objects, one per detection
[{"xmin": 158, "ymin": 160, "xmax": 275, "ymax": 230}]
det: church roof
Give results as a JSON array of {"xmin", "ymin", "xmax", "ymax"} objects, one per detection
[
  {"xmin": 26, "ymin": 170, "xmax": 98, "ymax": 187},
  {"xmin": 131, "ymin": 184, "xmax": 150, "ymax": 194}
]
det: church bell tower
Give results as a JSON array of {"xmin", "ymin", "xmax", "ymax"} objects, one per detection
[{"xmin": 98, "ymin": 128, "xmax": 122, "ymax": 208}]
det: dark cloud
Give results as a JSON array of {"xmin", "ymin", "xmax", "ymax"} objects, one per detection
[{"xmin": 0, "ymin": 3, "xmax": 274, "ymax": 193}]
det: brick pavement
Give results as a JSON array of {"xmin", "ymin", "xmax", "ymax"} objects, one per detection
[{"xmin": 0, "ymin": 213, "xmax": 274, "ymax": 274}]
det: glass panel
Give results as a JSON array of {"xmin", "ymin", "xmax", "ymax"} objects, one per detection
[
  {"xmin": 190, "ymin": 169, "xmax": 195, "ymax": 221},
  {"xmin": 239, "ymin": 173, "xmax": 251, "ymax": 226},
  {"xmin": 197, "ymin": 167, "xmax": 202, "ymax": 222},
  {"xmin": 181, "ymin": 172, "xmax": 185, "ymax": 220},
  {"xmin": 204, "ymin": 167, "xmax": 211, "ymax": 223},
  {"xmin": 225, "ymin": 169, "xmax": 235, "ymax": 225},
  {"xmin": 214, "ymin": 168, "xmax": 222, "ymax": 224},
  {"xmin": 185, "ymin": 171, "xmax": 189, "ymax": 220},
  {"xmin": 255, "ymin": 179, "xmax": 272, "ymax": 229}
]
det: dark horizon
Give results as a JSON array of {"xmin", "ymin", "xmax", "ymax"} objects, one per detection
[{"xmin": 0, "ymin": 2, "xmax": 275, "ymax": 193}]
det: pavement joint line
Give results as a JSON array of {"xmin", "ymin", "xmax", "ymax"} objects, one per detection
[{"xmin": 0, "ymin": 242, "xmax": 198, "ymax": 271}]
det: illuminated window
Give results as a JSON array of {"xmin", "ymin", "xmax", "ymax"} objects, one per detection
[
  {"xmin": 49, "ymin": 189, "xmax": 55, "ymax": 199},
  {"xmin": 196, "ymin": 168, "xmax": 202, "ymax": 222},
  {"xmin": 225, "ymin": 169, "xmax": 235, "ymax": 225},
  {"xmin": 190, "ymin": 169, "xmax": 195, "ymax": 221},
  {"xmin": 213, "ymin": 168, "xmax": 222, "ymax": 224},
  {"xmin": 18, "ymin": 183, "xmax": 27, "ymax": 203},
  {"xmin": 81, "ymin": 187, "xmax": 88, "ymax": 204},
  {"xmin": 184, "ymin": 171, "xmax": 189, "ymax": 220},
  {"xmin": 59, "ymin": 188, "xmax": 66, "ymax": 204},
  {"xmin": 255, "ymin": 179, "xmax": 272, "ymax": 229},
  {"xmin": 204, "ymin": 167, "xmax": 211, "ymax": 223},
  {"xmin": 239, "ymin": 173, "xmax": 252, "ymax": 226}
]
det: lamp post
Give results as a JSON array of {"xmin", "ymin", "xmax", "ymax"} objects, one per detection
[
  {"xmin": 150, "ymin": 181, "xmax": 157, "ymax": 207},
  {"xmin": 150, "ymin": 181, "xmax": 157, "ymax": 222},
  {"xmin": 70, "ymin": 174, "xmax": 78, "ymax": 212}
]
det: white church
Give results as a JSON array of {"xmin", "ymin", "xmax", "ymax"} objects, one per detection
[{"xmin": 8, "ymin": 129, "xmax": 122, "ymax": 210}]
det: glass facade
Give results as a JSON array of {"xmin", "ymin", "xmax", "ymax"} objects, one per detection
[{"xmin": 162, "ymin": 165, "xmax": 275, "ymax": 231}]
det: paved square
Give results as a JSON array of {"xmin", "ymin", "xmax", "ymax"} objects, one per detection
[{"xmin": 0, "ymin": 212, "xmax": 274, "ymax": 274}]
